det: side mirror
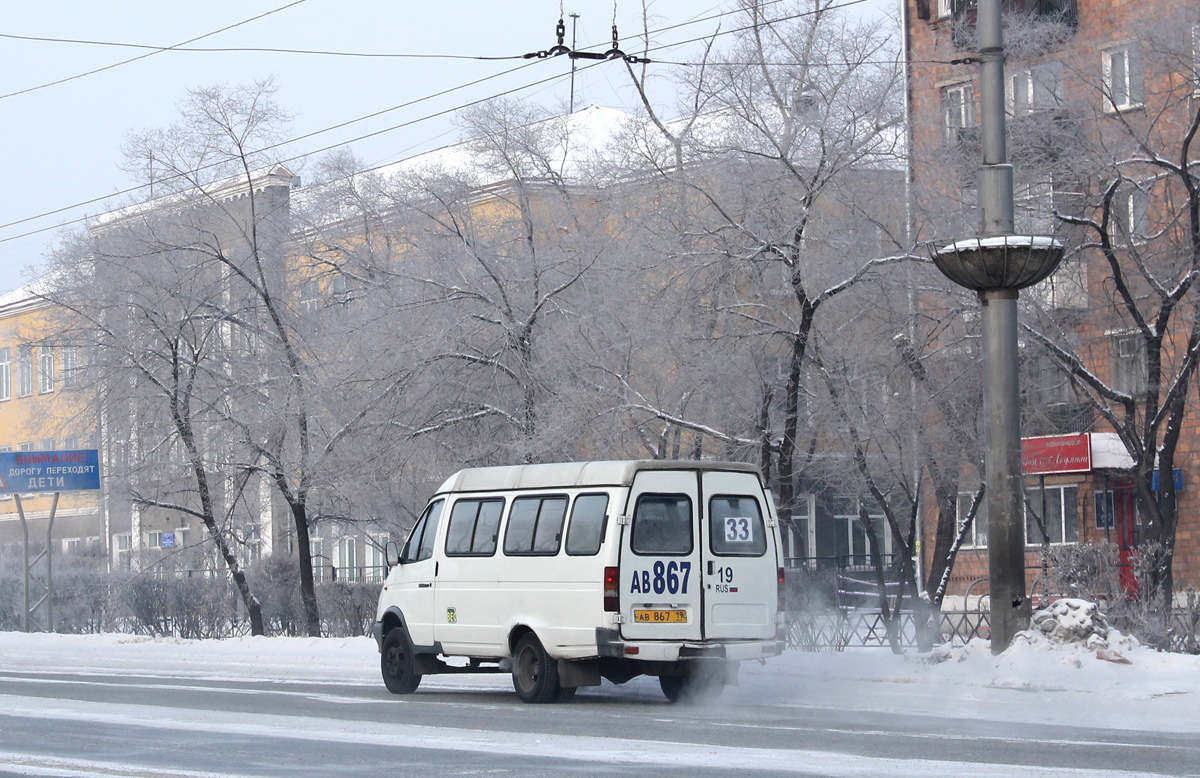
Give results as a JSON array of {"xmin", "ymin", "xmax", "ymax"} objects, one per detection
[{"xmin": 385, "ymin": 541, "xmax": 400, "ymax": 567}]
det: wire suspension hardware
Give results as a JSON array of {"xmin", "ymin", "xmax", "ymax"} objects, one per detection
[{"xmin": 524, "ymin": 13, "xmax": 650, "ymax": 64}]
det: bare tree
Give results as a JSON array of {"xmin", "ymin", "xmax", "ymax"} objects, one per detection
[{"xmin": 619, "ymin": 0, "xmax": 907, "ymax": 517}]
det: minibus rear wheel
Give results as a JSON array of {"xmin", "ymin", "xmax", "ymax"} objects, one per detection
[
  {"xmin": 512, "ymin": 633, "xmax": 567, "ymax": 704},
  {"xmin": 381, "ymin": 627, "xmax": 422, "ymax": 694}
]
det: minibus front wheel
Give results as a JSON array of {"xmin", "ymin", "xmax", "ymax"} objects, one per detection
[{"xmin": 381, "ymin": 627, "xmax": 422, "ymax": 694}]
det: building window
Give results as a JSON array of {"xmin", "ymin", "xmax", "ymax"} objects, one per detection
[
  {"xmin": 1112, "ymin": 186, "xmax": 1148, "ymax": 243},
  {"xmin": 1102, "ymin": 44, "xmax": 1142, "ymax": 112},
  {"xmin": 1111, "ymin": 333, "xmax": 1147, "ymax": 397},
  {"xmin": 60, "ymin": 347, "xmax": 79, "ymax": 389},
  {"xmin": 16, "ymin": 346, "xmax": 32, "ymax": 398},
  {"xmin": 957, "ymin": 490, "xmax": 987, "ymax": 547},
  {"xmin": 1008, "ymin": 62, "xmax": 1063, "ymax": 116},
  {"xmin": 335, "ymin": 536, "xmax": 359, "ymax": 582},
  {"xmin": 785, "ymin": 493, "xmax": 816, "ymax": 562},
  {"xmin": 0, "ymin": 347, "xmax": 10, "ymax": 401},
  {"xmin": 1192, "ymin": 25, "xmax": 1200, "ymax": 96},
  {"xmin": 943, "ymin": 82, "xmax": 974, "ymax": 143},
  {"xmin": 367, "ymin": 534, "xmax": 388, "ymax": 581},
  {"xmin": 114, "ymin": 533, "xmax": 132, "ymax": 569},
  {"xmin": 298, "ymin": 278, "xmax": 321, "ymax": 314},
  {"xmin": 831, "ymin": 496, "xmax": 889, "ymax": 566},
  {"xmin": 37, "ymin": 346, "xmax": 55, "ymax": 394},
  {"xmin": 311, "ymin": 538, "xmax": 327, "ymax": 583},
  {"xmin": 1025, "ymin": 484, "xmax": 1079, "ymax": 545}
]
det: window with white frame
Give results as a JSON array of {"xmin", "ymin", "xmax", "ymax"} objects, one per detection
[
  {"xmin": 1008, "ymin": 61, "xmax": 1063, "ymax": 116},
  {"xmin": 62, "ymin": 537, "xmax": 82, "ymax": 555},
  {"xmin": 16, "ymin": 346, "xmax": 32, "ymax": 398},
  {"xmin": 37, "ymin": 346, "xmax": 54, "ymax": 394},
  {"xmin": 831, "ymin": 495, "xmax": 889, "ymax": 566},
  {"xmin": 957, "ymin": 490, "xmax": 987, "ymax": 547},
  {"xmin": 146, "ymin": 531, "xmax": 165, "ymax": 549},
  {"xmin": 1192, "ymin": 25, "xmax": 1199, "ymax": 96},
  {"xmin": 367, "ymin": 534, "xmax": 387, "ymax": 581},
  {"xmin": 943, "ymin": 82, "xmax": 974, "ymax": 143},
  {"xmin": 1111, "ymin": 332, "xmax": 1147, "ymax": 397},
  {"xmin": 1102, "ymin": 43, "xmax": 1142, "ymax": 112},
  {"xmin": 787, "ymin": 493, "xmax": 816, "ymax": 562},
  {"xmin": 114, "ymin": 533, "xmax": 132, "ymax": 569},
  {"xmin": 1025, "ymin": 484, "xmax": 1079, "ymax": 545},
  {"xmin": 335, "ymin": 536, "xmax": 358, "ymax": 582},
  {"xmin": 311, "ymin": 538, "xmax": 327, "ymax": 583},
  {"xmin": 1014, "ymin": 179, "xmax": 1057, "ymax": 234},
  {"xmin": 1112, "ymin": 185, "xmax": 1148, "ymax": 243},
  {"xmin": 298, "ymin": 278, "xmax": 321, "ymax": 314},
  {"xmin": 0, "ymin": 347, "xmax": 10, "ymax": 401},
  {"xmin": 60, "ymin": 347, "xmax": 78, "ymax": 389}
]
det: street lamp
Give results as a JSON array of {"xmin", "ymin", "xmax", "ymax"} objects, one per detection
[{"xmin": 930, "ymin": 0, "xmax": 1065, "ymax": 653}]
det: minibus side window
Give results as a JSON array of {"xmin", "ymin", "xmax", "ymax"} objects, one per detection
[
  {"xmin": 709, "ymin": 495, "xmax": 767, "ymax": 556},
  {"xmin": 631, "ymin": 494, "xmax": 693, "ymax": 555},
  {"xmin": 417, "ymin": 500, "xmax": 444, "ymax": 562},
  {"xmin": 445, "ymin": 498, "xmax": 504, "ymax": 556},
  {"xmin": 402, "ymin": 499, "xmax": 443, "ymax": 564},
  {"xmin": 565, "ymin": 494, "xmax": 609, "ymax": 556},
  {"xmin": 504, "ymin": 495, "xmax": 568, "ymax": 555}
]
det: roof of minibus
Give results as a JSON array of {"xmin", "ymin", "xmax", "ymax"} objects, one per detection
[{"xmin": 433, "ymin": 460, "xmax": 762, "ymax": 495}]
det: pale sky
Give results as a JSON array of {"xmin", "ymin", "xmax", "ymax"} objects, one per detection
[{"xmin": 0, "ymin": 0, "xmax": 894, "ymax": 294}]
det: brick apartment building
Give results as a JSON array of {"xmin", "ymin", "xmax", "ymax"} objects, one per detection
[{"xmin": 906, "ymin": 0, "xmax": 1200, "ymax": 599}]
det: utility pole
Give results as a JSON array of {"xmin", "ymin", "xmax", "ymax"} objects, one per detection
[
  {"xmin": 569, "ymin": 13, "xmax": 580, "ymax": 113},
  {"xmin": 931, "ymin": 0, "xmax": 1063, "ymax": 653}
]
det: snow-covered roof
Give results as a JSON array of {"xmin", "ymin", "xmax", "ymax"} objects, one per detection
[
  {"xmin": 91, "ymin": 164, "xmax": 298, "ymax": 230},
  {"xmin": 434, "ymin": 459, "xmax": 760, "ymax": 494}
]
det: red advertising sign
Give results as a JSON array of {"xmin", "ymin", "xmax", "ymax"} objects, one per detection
[{"xmin": 1022, "ymin": 433, "xmax": 1092, "ymax": 475}]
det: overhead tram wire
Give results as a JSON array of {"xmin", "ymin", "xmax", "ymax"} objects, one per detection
[
  {"xmin": 0, "ymin": 0, "xmax": 889, "ymax": 241},
  {"xmin": 0, "ymin": 61, "xmax": 601, "ymax": 246},
  {"xmin": 0, "ymin": 0, "xmax": 852, "ymax": 69},
  {"xmin": 0, "ymin": 0, "xmax": 311, "ymax": 101}
]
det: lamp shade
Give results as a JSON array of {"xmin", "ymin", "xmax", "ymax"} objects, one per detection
[{"xmin": 933, "ymin": 235, "xmax": 1065, "ymax": 291}]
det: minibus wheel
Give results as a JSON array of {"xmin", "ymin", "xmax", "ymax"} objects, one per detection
[
  {"xmin": 660, "ymin": 670, "xmax": 724, "ymax": 704},
  {"xmin": 381, "ymin": 627, "xmax": 422, "ymax": 694},
  {"xmin": 512, "ymin": 633, "xmax": 566, "ymax": 704}
]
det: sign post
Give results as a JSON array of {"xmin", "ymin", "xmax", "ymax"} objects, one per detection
[{"xmin": 0, "ymin": 449, "xmax": 101, "ymax": 633}]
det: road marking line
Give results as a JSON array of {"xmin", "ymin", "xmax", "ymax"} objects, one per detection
[{"xmin": 0, "ymin": 693, "xmax": 1175, "ymax": 778}]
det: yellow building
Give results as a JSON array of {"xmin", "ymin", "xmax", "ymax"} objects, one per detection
[{"xmin": 0, "ymin": 281, "xmax": 103, "ymax": 562}]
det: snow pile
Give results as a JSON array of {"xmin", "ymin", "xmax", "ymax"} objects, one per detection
[{"xmin": 1030, "ymin": 598, "xmax": 1139, "ymax": 654}]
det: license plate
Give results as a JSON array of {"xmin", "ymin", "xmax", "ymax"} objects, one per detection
[{"xmin": 633, "ymin": 609, "xmax": 688, "ymax": 623}]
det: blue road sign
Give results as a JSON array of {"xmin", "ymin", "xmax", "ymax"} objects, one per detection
[
  {"xmin": 161, "ymin": 532, "xmax": 175, "ymax": 548},
  {"xmin": 0, "ymin": 449, "xmax": 100, "ymax": 493}
]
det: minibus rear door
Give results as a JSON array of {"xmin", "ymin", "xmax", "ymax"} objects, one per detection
[
  {"xmin": 700, "ymin": 470, "xmax": 777, "ymax": 641},
  {"xmin": 619, "ymin": 469, "xmax": 703, "ymax": 642}
]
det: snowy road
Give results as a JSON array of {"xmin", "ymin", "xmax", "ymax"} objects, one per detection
[{"xmin": 0, "ymin": 633, "xmax": 1198, "ymax": 777}]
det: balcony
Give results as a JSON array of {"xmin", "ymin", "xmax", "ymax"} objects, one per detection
[{"xmin": 950, "ymin": 0, "xmax": 1077, "ymax": 50}]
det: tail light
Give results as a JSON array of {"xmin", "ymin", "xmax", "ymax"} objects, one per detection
[
  {"xmin": 777, "ymin": 567, "xmax": 787, "ymax": 614},
  {"xmin": 604, "ymin": 566, "xmax": 620, "ymax": 612}
]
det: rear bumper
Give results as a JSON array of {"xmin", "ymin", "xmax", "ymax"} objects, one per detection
[{"xmin": 596, "ymin": 628, "xmax": 783, "ymax": 662}]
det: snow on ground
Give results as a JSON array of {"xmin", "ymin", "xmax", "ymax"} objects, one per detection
[{"xmin": 2, "ymin": 622, "xmax": 1198, "ymax": 733}]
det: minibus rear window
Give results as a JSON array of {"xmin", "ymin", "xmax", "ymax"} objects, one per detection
[
  {"xmin": 565, "ymin": 493, "xmax": 609, "ymax": 556},
  {"xmin": 445, "ymin": 498, "xmax": 504, "ymax": 556},
  {"xmin": 631, "ymin": 494, "xmax": 693, "ymax": 555},
  {"xmin": 504, "ymin": 495, "xmax": 568, "ymax": 556},
  {"xmin": 709, "ymin": 495, "xmax": 767, "ymax": 556}
]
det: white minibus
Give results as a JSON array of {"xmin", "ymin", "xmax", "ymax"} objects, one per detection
[{"xmin": 372, "ymin": 460, "xmax": 785, "ymax": 703}]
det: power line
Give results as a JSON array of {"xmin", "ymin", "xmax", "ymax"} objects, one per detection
[
  {"xmin": 0, "ymin": 0, "xmax": 311, "ymax": 101},
  {"xmin": 0, "ymin": 0, "xmax": 888, "ymax": 243}
]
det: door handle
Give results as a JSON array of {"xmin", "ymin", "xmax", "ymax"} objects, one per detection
[
  {"xmin": 418, "ymin": 583, "xmax": 432, "ymax": 588},
  {"xmin": 707, "ymin": 560, "xmax": 714, "ymax": 575}
]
